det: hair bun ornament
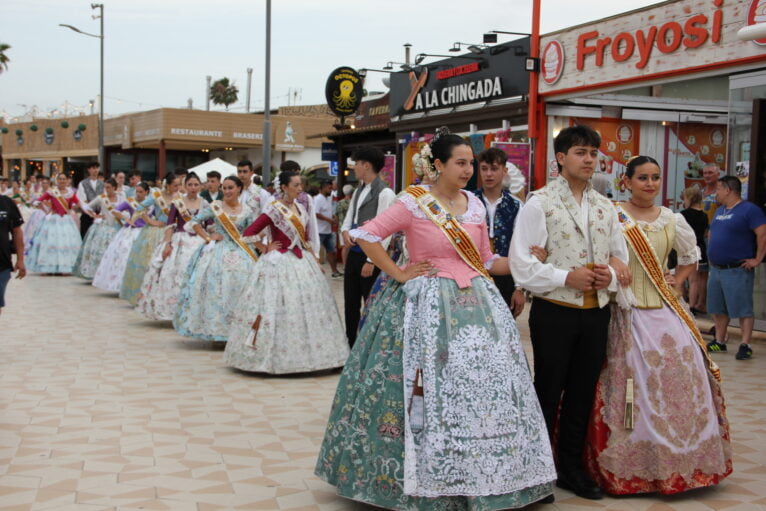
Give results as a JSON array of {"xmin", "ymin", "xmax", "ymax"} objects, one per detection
[{"xmin": 432, "ymin": 126, "xmax": 451, "ymax": 144}]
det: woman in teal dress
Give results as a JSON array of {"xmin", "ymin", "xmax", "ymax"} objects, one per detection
[
  {"xmin": 119, "ymin": 173, "xmax": 180, "ymax": 305},
  {"xmin": 316, "ymin": 130, "xmax": 555, "ymax": 510},
  {"xmin": 173, "ymin": 175, "xmax": 258, "ymax": 341}
]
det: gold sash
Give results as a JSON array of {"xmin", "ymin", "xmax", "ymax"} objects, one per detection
[
  {"xmin": 172, "ymin": 197, "xmax": 194, "ymax": 223},
  {"xmin": 100, "ymin": 193, "xmax": 123, "ymax": 226},
  {"xmin": 151, "ymin": 189, "xmax": 172, "ymax": 217},
  {"xmin": 51, "ymin": 188, "xmax": 70, "ymax": 212},
  {"xmin": 271, "ymin": 200, "xmax": 311, "ymax": 250},
  {"xmin": 616, "ymin": 205, "xmax": 721, "ymax": 382},
  {"xmin": 211, "ymin": 201, "xmax": 258, "ymax": 262},
  {"xmin": 125, "ymin": 197, "xmax": 141, "ymax": 226},
  {"xmin": 404, "ymin": 186, "xmax": 490, "ymax": 279}
]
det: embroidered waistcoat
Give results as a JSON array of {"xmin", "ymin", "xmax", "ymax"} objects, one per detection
[
  {"xmin": 532, "ymin": 177, "xmax": 614, "ymax": 308},
  {"xmin": 629, "ymin": 214, "xmax": 677, "ymax": 309}
]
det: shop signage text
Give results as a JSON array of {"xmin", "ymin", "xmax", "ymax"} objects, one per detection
[
  {"xmin": 436, "ymin": 62, "xmax": 481, "ymax": 80},
  {"xmin": 577, "ymin": 0, "xmax": 723, "ymax": 70},
  {"xmin": 415, "ymin": 77, "xmax": 503, "ymax": 110},
  {"xmin": 170, "ymin": 128, "xmax": 223, "ymax": 137}
]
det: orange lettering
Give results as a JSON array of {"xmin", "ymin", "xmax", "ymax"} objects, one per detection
[
  {"xmin": 577, "ymin": 30, "xmax": 600, "ymax": 70},
  {"xmin": 712, "ymin": 8, "xmax": 723, "ymax": 43},
  {"xmin": 611, "ymin": 32, "xmax": 635, "ymax": 62},
  {"xmin": 683, "ymin": 14, "xmax": 709, "ymax": 48},
  {"xmin": 657, "ymin": 22, "xmax": 683, "ymax": 53},
  {"xmin": 595, "ymin": 37, "xmax": 612, "ymax": 66},
  {"xmin": 635, "ymin": 26, "xmax": 657, "ymax": 69}
]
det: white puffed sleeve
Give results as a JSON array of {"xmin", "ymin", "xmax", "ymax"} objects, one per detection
[{"xmin": 673, "ymin": 213, "xmax": 700, "ymax": 266}]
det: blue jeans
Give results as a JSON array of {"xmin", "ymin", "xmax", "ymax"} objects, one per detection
[
  {"xmin": 707, "ymin": 266, "xmax": 754, "ymax": 318},
  {"xmin": 0, "ymin": 268, "xmax": 11, "ymax": 308}
]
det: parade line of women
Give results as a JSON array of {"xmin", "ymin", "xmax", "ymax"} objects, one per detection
[{"xmin": 14, "ymin": 125, "xmax": 732, "ymax": 509}]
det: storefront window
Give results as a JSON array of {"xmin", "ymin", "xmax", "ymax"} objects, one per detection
[{"xmin": 136, "ymin": 153, "xmax": 157, "ymax": 183}]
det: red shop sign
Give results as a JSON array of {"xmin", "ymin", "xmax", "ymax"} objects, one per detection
[{"xmin": 576, "ymin": 0, "xmax": 724, "ymax": 71}]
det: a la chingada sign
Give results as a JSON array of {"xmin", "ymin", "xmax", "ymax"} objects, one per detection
[
  {"xmin": 540, "ymin": 0, "xmax": 766, "ymax": 96},
  {"xmin": 389, "ymin": 39, "xmax": 530, "ymax": 117},
  {"xmin": 325, "ymin": 66, "xmax": 364, "ymax": 117}
]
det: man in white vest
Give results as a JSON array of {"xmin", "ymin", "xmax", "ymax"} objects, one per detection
[{"xmin": 510, "ymin": 125, "xmax": 629, "ymax": 501}]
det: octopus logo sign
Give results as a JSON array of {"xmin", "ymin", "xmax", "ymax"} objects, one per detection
[
  {"xmin": 542, "ymin": 40, "xmax": 565, "ymax": 85},
  {"xmin": 748, "ymin": 0, "xmax": 766, "ymax": 45},
  {"xmin": 325, "ymin": 66, "xmax": 364, "ymax": 117}
]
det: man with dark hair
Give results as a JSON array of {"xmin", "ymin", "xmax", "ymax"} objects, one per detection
[
  {"xmin": 315, "ymin": 180, "xmax": 341, "ymax": 277},
  {"xmin": 706, "ymin": 175, "xmax": 766, "ymax": 360},
  {"xmin": 237, "ymin": 159, "xmax": 271, "ymax": 211},
  {"xmin": 0, "ymin": 192, "xmax": 25, "ymax": 315},
  {"xmin": 474, "ymin": 147, "xmax": 524, "ymax": 316},
  {"xmin": 201, "ymin": 171, "xmax": 223, "ymax": 202},
  {"xmin": 173, "ymin": 167, "xmax": 189, "ymax": 194},
  {"xmin": 510, "ymin": 125, "xmax": 628, "ymax": 500},
  {"xmin": 76, "ymin": 161, "xmax": 104, "ymax": 238},
  {"xmin": 340, "ymin": 147, "xmax": 396, "ymax": 346},
  {"xmin": 125, "ymin": 170, "xmax": 142, "ymax": 198}
]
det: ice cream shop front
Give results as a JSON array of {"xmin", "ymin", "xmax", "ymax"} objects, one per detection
[{"xmin": 536, "ymin": 0, "xmax": 766, "ymax": 209}]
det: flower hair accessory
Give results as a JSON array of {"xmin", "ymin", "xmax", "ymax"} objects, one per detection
[{"xmin": 412, "ymin": 143, "xmax": 438, "ymax": 181}]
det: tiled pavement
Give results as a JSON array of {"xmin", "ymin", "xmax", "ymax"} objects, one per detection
[{"xmin": 1, "ymin": 273, "xmax": 765, "ymax": 510}]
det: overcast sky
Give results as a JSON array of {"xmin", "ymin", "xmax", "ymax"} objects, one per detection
[{"xmin": 0, "ymin": 0, "xmax": 659, "ymax": 121}]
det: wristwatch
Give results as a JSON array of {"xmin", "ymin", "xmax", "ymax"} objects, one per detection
[{"xmin": 365, "ymin": 258, "xmax": 374, "ymax": 264}]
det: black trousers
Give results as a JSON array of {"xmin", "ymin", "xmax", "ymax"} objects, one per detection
[
  {"xmin": 528, "ymin": 297, "xmax": 610, "ymax": 475},
  {"xmin": 80, "ymin": 213, "xmax": 94, "ymax": 239},
  {"xmin": 492, "ymin": 274, "xmax": 516, "ymax": 307},
  {"xmin": 344, "ymin": 249, "xmax": 380, "ymax": 347}
]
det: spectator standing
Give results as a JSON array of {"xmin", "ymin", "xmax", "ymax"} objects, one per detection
[
  {"xmin": 76, "ymin": 161, "xmax": 104, "ymax": 238},
  {"xmin": 707, "ymin": 176, "xmax": 766, "ymax": 360},
  {"xmin": 680, "ymin": 186, "xmax": 709, "ymax": 314},
  {"xmin": 474, "ymin": 147, "xmax": 525, "ymax": 316},
  {"xmin": 315, "ymin": 180, "xmax": 341, "ymax": 277},
  {"xmin": 340, "ymin": 147, "xmax": 396, "ymax": 347},
  {"xmin": 335, "ymin": 184, "xmax": 353, "ymax": 264},
  {"xmin": 701, "ymin": 163, "xmax": 721, "ymax": 224},
  {"xmin": 0, "ymin": 194, "xmax": 26, "ymax": 315},
  {"xmin": 201, "ymin": 171, "xmax": 223, "ymax": 202}
]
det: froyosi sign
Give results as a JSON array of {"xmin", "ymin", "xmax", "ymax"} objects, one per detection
[
  {"xmin": 325, "ymin": 66, "xmax": 364, "ymax": 117},
  {"xmin": 389, "ymin": 39, "xmax": 530, "ymax": 116},
  {"xmin": 539, "ymin": 0, "xmax": 766, "ymax": 96}
]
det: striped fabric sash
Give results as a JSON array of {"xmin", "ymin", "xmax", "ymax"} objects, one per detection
[
  {"xmin": 172, "ymin": 197, "xmax": 194, "ymax": 223},
  {"xmin": 100, "ymin": 193, "xmax": 123, "ymax": 226},
  {"xmin": 616, "ymin": 205, "xmax": 721, "ymax": 382},
  {"xmin": 211, "ymin": 201, "xmax": 258, "ymax": 262},
  {"xmin": 271, "ymin": 200, "xmax": 311, "ymax": 250},
  {"xmin": 151, "ymin": 189, "xmax": 172, "ymax": 217},
  {"xmin": 51, "ymin": 188, "xmax": 70, "ymax": 212},
  {"xmin": 404, "ymin": 185, "xmax": 490, "ymax": 279}
]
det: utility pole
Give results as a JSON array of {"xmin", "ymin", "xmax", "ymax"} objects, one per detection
[
  {"xmin": 206, "ymin": 75, "xmax": 211, "ymax": 111},
  {"xmin": 246, "ymin": 67, "xmax": 253, "ymax": 113},
  {"xmin": 262, "ymin": 0, "xmax": 272, "ymax": 184}
]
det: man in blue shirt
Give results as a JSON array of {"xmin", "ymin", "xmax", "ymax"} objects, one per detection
[{"xmin": 707, "ymin": 176, "xmax": 766, "ymax": 359}]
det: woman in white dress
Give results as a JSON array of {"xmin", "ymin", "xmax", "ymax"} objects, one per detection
[
  {"xmin": 224, "ymin": 171, "xmax": 349, "ymax": 374},
  {"xmin": 136, "ymin": 172, "xmax": 208, "ymax": 321},
  {"xmin": 92, "ymin": 183, "xmax": 149, "ymax": 292},
  {"xmin": 74, "ymin": 178, "xmax": 124, "ymax": 279}
]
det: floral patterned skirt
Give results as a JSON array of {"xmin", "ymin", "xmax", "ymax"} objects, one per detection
[
  {"xmin": 92, "ymin": 227, "xmax": 142, "ymax": 293},
  {"xmin": 316, "ymin": 275, "xmax": 555, "ymax": 510},
  {"xmin": 172, "ymin": 240, "xmax": 257, "ymax": 341},
  {"xmin": 136, "ymin": 232, "xmax": 205, "ymax": 321},
  {"xmin": 23, "ymin": 209, "xmax": 46, "ymax": 253},
  {"xmin": 25, "ymin": 214, "xmax": 82, "ymax": 274},
  {"xmin": 119, "ymin": 225, "xmax": 166, "ymax": 305},
  {"xmin": 224, "ymin": 250, "xmax": 349, "ymax": 374},
  {"xmin": 584, "ymin": 304, "xmax": 732, "ymax": 495},
  {"xmin": 74, "ymin": 221, "xmax": 121, "ymax": 279}
]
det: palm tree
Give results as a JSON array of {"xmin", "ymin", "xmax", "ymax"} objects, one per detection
[
  {"xmin": 0, "ymin": 43, "xmax": 11, "ymax": 74},
  {"xmin": 209, "ymin": 77, "xmax": 238, "ymax": 110}
]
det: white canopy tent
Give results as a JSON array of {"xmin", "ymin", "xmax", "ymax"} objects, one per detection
[{"xmin": 187, "ymin": 158, "xmax": 238, "ymax": 182}]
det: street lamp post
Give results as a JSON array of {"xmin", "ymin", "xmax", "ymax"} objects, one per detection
[
  {"xmin": 59, "ymin": 3, "xmax": 104, "ymax": 173},
  {"xmin": 262, "ymin": 0, "xmax": 272, "ymax": 185}
]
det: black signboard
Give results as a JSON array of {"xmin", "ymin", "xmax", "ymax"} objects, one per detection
[
  {"xmin": 325, "ymin": 66, "xmax": 364, "ymax": 117},
  {"xmin": 389, "ymin": 39, "xmax": 530, "ymax": 117}
]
